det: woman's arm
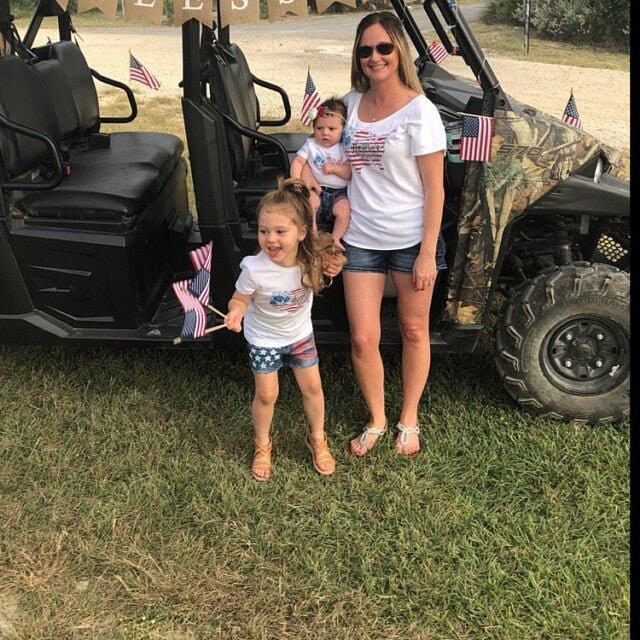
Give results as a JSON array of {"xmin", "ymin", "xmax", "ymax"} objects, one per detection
[
  {"xmin": 413, "ymin": 151, "xmax": 445, "ymax": 291},
  {"xmin": 289, "ymin": 155, "xmax": 307, "ymax": 180},
  {"xmin": 225, "ymin": 291, "xmax": 251, "ymax": 332}
]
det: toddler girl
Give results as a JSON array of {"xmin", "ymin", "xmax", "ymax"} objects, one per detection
[{"xmin": 225, "ymin": 178, "xmax": 346, "ymax": 481}]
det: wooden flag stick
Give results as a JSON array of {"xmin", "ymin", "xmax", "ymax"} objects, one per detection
[
  {"xmin": 173, "ymin": 322, "xmax": 227, "ymax": 345},
  {"xmin": 207, "ymin": 304, "xmax": 227, "ymax": 319}
]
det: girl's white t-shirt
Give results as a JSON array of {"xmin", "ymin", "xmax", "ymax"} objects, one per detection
[
  {"xmin": 342, "ymin": 90, "xmax": 446, "ymax": 250},
  {"xmin": 235, "ymin": 251, "xmax": 313, "ymax": 347},
  {"xmin": 296, "ymin": 138, "xmax": 349, "ymax": 189}
]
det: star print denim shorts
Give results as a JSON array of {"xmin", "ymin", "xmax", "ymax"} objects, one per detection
[
  {"xmin": 317, "ymin": 186, "xmax": 348, "ymax": 225},
  {"xmin": 342, "ymin": 234, "xmax": 447, "ymax": 274},
  {"xmin": 247, "ymin": 333, "xmax": 319, "ymax": 374}
]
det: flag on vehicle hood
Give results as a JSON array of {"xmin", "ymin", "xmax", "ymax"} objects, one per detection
[
  {"xmin": 459, "ymin": 115, "xmax": 493, "ymax": 162},
  {"xmin": 562, "ymin": 91, "xmax": 582, "ymax": 129},
  {"xmin": 300, "ymin": 69, "xmax": 321, "ymax": 125},
  {"xmin": 428, "ymin": 41, "xmax": 449, "ymax": 64},
  {"xmin": 172, "ymin": 280, "xmax": 207, "ymax": 340},
  {"xmin": 187, "ymin": 241, "xmax": 213, "ymax": 305},
  {"xmin": 129, "ymin": 51, "xmax": 160, "ymax": 90}
]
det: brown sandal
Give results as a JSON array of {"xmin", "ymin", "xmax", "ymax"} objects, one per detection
[
  {"xmin": 305, "ymin": 432, "xmax": 336, "ymax": 476},
  {"xmin": 251, "ymin": 438, "xmax": 272, "ymax": 481}
]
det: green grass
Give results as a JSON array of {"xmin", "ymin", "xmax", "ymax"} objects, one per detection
[
  {"xmin": 0, "ymin": 25, "xmax": 630, "ymax": 640},
  {"xmin": 469, "ymin": 22, "xmax": 629, "ymax": 71},
  {"xmin": 0, "ymin": 305, "xmax": 630, "ymax": 638}
]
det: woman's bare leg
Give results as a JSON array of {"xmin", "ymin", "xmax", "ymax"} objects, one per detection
[
  {"xmin": 391, "ymin": 271, "xmax": 435, "ymax": 455},
  {"xmin": 343, "ymin": 271, "xmax": 387, "ymax": 454}
]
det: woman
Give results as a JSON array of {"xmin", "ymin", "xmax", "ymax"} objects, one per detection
[{"xmin": 340, "ymin": 11, "xmax": 447, "ymax": 456}]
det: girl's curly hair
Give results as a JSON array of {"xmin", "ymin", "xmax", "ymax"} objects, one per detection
[{"xmin": 257, "ymin": 178, "xmax": 347, "ymax": 294}]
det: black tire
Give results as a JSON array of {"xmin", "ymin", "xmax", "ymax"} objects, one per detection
[{"xmin": 495, "ymin": 263, "xmax": 630, "ymax": 423}]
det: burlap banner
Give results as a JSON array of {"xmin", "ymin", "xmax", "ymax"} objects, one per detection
[
  {"xmin": 218, "ymin": 0, "xmax": 261, "ymax": 28},
  {"xmin": 315, "ymin": 0, "xmax": 357, "ymax": 13},
  {"xmin": 77, "ymin": 0, "xmax": 119, "ymax": 17},
  {"xmin": 69, "ymin": 0, "xmax": 358, "ymax": 26},
  {"xmin": 123, "ymin": 0, "xmax": 164, "ymax": 25},
  {"xmin": 266, "ymin": 0, "xmax": 308, "ymax": 20},
  {"xmin": 55, "ymin": 0, "xmax": 69, "ymax": 9},
  {"xmin": 173, "ymin": 0, "xmax": 214, "ymax": 26}
]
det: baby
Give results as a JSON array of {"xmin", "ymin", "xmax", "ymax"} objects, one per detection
[{"xmin": 291, "ymin": 98, "xmax": 351, "ymax": 249}]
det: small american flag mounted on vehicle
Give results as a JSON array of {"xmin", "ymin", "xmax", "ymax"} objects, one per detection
[{"xmin": 129, "ymin": 51, "xmax": 160, "ymax": 90}]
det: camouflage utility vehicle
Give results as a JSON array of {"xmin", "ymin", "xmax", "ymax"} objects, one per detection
[{"xmin": 0, "ymin": 0, "xmax": 629, "ymax": 422}]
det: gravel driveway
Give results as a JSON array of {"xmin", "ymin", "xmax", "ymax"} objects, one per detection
[{"xmin": 33, "ymin": 9, "xmax": 629, "ymax": 149}]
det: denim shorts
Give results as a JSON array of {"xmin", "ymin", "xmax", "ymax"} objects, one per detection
[
  {"xmin": 342, "ymin": 234, "xmax": 447, "ymax": 274},
  {"xmin": 247, "ymin": 333, "xmax": 319, "ymax": 374},
  {"xmin": 317, "ymin": 186, "xmax": 348, "ymax": 225}
]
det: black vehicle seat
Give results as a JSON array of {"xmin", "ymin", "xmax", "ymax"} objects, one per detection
[
  {"xmin": 0, "ymin": 54, "xmax": 186, "ymax": 223},
  {"xmin": 225, "ymin": 43, "xmax": 308, "ymax": 153},
  {"xmin": 206, "ymin": 41, "xmax": 308, "ymax": 192},
  {"xmin": 38, "ymin": 41, "xmax": 183, "ymax": 177}
]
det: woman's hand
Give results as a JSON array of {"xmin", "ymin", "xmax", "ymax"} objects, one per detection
[
  {"xmin": 412, "ymin": 251, "xmax": 437, "ymax": 292},
  {"xmin": 308, "ymin": 177, "xmax": 323, "ymax": 195}
]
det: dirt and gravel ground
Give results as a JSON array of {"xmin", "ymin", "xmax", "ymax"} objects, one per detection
[{"xmin": 34, "ymin": 13, "xmax": 629, "ymax": 149}]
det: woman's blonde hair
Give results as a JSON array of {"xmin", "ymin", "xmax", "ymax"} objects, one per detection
[
  {"xmin": 351, "ymin": 11, "xmax": 422, "ymax": 94},
  {"xmin": 257, "ymin": 178, "xmax": 346, "ymax": 294}
]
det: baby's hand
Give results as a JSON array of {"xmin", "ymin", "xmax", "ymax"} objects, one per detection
[
  {"xmin": 225, "ymin": 310, "xmax": 243, "ymax": 333},
  {"xmin": 323, "ymin": 162, "xmax": 339, "ymax": 176}
]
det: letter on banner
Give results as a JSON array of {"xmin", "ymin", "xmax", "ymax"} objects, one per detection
[
  {"xmin": 173, "ymin": 0, "xmax": 214, "ymax": 26},
  {"xmin": 55, "ymin": 0, "xmax": 69, "ymax": 9},
  {"xmin": 315, "ymin": 0, "xmax": 357, "ymax": 13},
  {"xmin": 267, "ymin": 0, "xmax": 308, "ymax": 20},
  {"xmin": 218, "ymin": 0, "xmax": 261, "ymax": 28},
  {"xmin": 124, "ymin": 0, "xmax": 164, "ymax": 24},
  {"xmin": 77, "ymin": 0, "xmax": 119, "ymax": 17}
]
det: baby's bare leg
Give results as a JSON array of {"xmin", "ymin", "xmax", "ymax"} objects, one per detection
[{"xmin": 331, "ymin": 199, "xmax": 351, "ymax": 249}]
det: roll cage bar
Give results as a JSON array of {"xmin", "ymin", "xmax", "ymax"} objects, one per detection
[{"xmin": 388, "ymin": 0, "xmax": 510, "ymax": 114}]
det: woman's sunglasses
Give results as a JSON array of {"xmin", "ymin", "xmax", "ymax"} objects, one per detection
[{"xmin": 356, "ymin": 42, "xmax": 396, "ymax": 59}]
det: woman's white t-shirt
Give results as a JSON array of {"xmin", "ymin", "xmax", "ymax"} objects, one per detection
[
  {"xmin": 342, "ymin": 90, "xmax": 446, "ymax": 250},
  {"xmin": 296, "ymin": 138, "xmax": 349, "ymax": 189},
  {"xmin": 235, "ymin": 251, "xmax": 313, "ymax": 347}
]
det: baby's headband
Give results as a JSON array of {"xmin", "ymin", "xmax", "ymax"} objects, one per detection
[{"xmin": 308, "ymin": 105, "xmax": 346, "ymax": 122}]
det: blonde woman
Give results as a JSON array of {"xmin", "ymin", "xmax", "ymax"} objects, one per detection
[{"xmin": 340, "ymin": 12, "xmax": 447, "ymax": 457}]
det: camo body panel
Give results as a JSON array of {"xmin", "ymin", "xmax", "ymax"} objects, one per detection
[{"xmin": 445, "ymin": 108, "xmax": 627, "ymax": 325}]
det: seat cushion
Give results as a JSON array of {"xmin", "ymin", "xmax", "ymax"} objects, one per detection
[
  {"xmin": 19, "ymin": 138, "xmax": 184, "ymax": 222},
  {"xmin": 69, "ymin": 132, "xmax": 184, "ymax": 183}
]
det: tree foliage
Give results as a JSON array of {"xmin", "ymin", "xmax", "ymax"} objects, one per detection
[{"xmin": 482, "ymin": 0, "xmax": 629, "ymax": 51}]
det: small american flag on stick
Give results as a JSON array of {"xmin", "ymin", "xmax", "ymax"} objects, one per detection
[
  {"xmin": 187, "ymin": 241, "xmax": 212, "ymax": 305},
  {"xmin": 562, "ymin": 91, "xmax": 582, "ymax": 129},
  {"xmin": 129, "ymin": 51, "xmax": 160, "ymax": 90},
  {"xmin": 300, "ymin": 69, "xmax": 321, "ymax": 126},
  {"xmin": 459, "ymin": 115, "xmax": 494, "ymax": 162},
  {"xmin": 172, "ymin": 280, "xmax": 207, "ymax": 341},
  {"xmin": 428, "ymin": 41, "xmax": 449, "ymax": 64}
]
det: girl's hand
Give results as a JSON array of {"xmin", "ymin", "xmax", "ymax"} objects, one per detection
[
  {"xmin": 225, "ymin": 309, "xmax": 244, "ymax": 333},
  {"xmin": 322, "ymin": 253, "xmax": 345, "ymax": 278},
  {"xmin": 412, "ymin": 252, "xmax": 437, "ymax": 292}
]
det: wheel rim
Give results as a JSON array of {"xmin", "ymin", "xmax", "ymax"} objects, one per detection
[{"xmin": 541, "ymin": 314, "xmax": 629, "ymax": 395}]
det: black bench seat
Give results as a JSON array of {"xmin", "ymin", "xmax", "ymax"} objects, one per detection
[{"xmin": 0, "ymin": 49, "xmax": 185, "ymax": 224}]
